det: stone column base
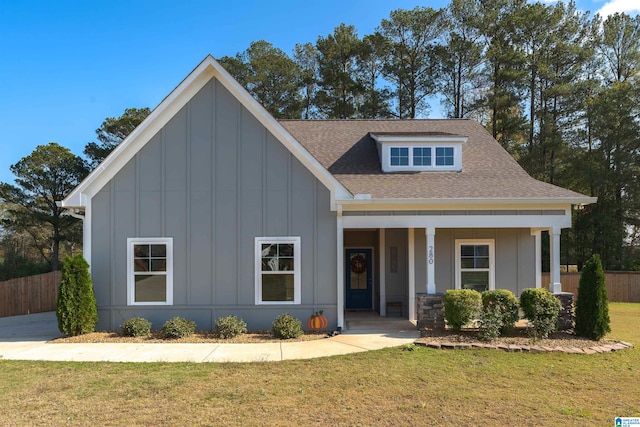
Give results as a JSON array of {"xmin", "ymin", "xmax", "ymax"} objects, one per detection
[
  {"xmin": 416, "ymin": 293, "xmax": 445, "ymax": 329},
  {"xmin": 553, "ymin": 292, "xmax": 575, "ymax": 331}
]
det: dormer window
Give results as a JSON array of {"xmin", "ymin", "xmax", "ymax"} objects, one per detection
[
  {"xmin": 413, "ymin": 147, "xmax": 431, "ymax": 165},
  {"xmin": 435, "ymin": 147, "xmax": 454, "ymax": 166},
  {"xmin": 371, "ymin": 132, "xmax": 466, "ymax": 173},
  {"xmin": 390, "ymin": 147, "xmax": 409, "ymax": 166}
]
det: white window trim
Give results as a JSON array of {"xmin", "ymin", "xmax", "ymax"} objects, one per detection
[
  {"xmin": 454, "ymin": 239, "xmax": 495, "ymax": 291},
  {"xmin": 382, "ymin": 143, "xmax": 462, "ymax": 172},
  {"xmin": 255, "ymin": 236, "xmax": 301, "ymax": 305},
  {"xmin": 127, "ymin": 237, "xmax": 173, "ymax": 305}
]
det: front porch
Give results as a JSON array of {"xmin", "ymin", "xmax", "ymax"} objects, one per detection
[{"xmin": 336, "ymin": 206, "xmax": 572, "ymax": 330}]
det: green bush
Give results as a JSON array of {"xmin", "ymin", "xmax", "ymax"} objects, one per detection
[
  {"xmin": 478, "ymin": 303, "xmax": 503, "ymax": 341},
  {"xmin": 443, "ymin": 289, "xmax": 482, "ymax": 331},
  {"xmin": 161, "ymin": 317, "xmax": 196, "ymax": 339},
  {"xmin": 482, "ymin": 289, "xmax": 520, "ymax": 335},
  {"xmin": 272, "ymin": 313, "xmax": 303, "ymax": 339},
  {"xmin": 56, "ymin": 254, "xmax": 98, "ymax": 336},
  {"xmin": 575, "ymin": 254, "xmax": 611, "ymax": 340},
  {"xmin": 215, "ymin": 315, "xmax": 247, "ymax": 339},
  {"xmin": 520, "ymin": 288, "xmax": 561, "ymax": 339},
  {"xmin": 121, "ymin": 317, "xmax": 152, "ymax": 337}
]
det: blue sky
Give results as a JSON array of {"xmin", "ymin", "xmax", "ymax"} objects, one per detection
[{"xmin": 0, "ymin": 0, "xmax": 638, "ymax": 185}]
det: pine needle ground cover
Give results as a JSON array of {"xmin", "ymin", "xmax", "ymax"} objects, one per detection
[{"xmin": 0, "ymin": 303, "xmax": 638, "ymax": 426}]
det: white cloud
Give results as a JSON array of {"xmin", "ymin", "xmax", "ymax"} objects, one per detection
[{"xmin": 597, "ymin": 0, "xmax": 640, "ymax": 18}]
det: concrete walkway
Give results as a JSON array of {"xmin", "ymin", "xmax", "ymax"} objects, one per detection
[{"xmin": 0, "ymin": 312, "xmax": 419, "ymax": 363}]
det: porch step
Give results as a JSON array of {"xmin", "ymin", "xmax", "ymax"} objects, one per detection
[{"xmin": 345, "ymin": 318, "xmax": 418, "ymax": 332}]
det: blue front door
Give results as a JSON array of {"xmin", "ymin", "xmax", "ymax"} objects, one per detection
[{"xmin": 346, "ymin": 249, "xmax": 373, "ymax": 310}]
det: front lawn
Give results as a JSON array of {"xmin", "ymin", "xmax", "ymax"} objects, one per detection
[{"xmin": 0, "ymin": 303, "xmax": 638, "ymax": 426}]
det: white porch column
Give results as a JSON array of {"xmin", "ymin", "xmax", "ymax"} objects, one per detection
[
  {"xmin": 336, "ymin": 206, "xmax": 345, "ymax": 330},
  {"xmin": 531, "ymin": 228, "xmax": 542, "ymax": 288},
  {"xmin": 550, "ymin": 227, "xmax": 562, "ymax": 293},
  {"xmin": 379, "ymin": 228, "xmax": 386, "ymax": 316},
  {"xmin": 408, "ymin": 228, "xmax": 416, "ymax": 322},
  {"xmin": 426, "ymin": 227, "xmax": 436, "ymax": 294}
]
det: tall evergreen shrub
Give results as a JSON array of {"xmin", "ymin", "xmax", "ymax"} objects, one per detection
[
  {"xmin": 575, "ymin": 254, "xmax": 610, "ymax": 340},
  {"xmin": 56, "ymin": 254, "xmax": 98, "ymax": 336}
]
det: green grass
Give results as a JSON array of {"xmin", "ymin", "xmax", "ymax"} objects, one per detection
[{"xmin": 1, "ymin": 303, "xmax": 638, "ymax": 426}]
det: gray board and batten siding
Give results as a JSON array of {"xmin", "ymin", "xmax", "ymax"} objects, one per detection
[
  {"xmin": 91, "ymin": 77, "xmax": 338, "ymax": 331},
  {"xmin": 414, "ymin": 228, "xmax": 536, "ymax": 295}
]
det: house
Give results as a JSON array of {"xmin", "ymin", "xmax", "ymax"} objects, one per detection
[{"xmin": 60, "ymin": 56, "xmax": 595, "ymax": 331}]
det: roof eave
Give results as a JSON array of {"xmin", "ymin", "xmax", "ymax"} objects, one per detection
[{"xmin": 337, "ymin": 196, "xmax": 597, "ymax": 206}]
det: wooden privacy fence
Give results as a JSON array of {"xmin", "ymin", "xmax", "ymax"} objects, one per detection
[
  {"xmin": 0, "ymin": 271, "xmax": 61, "ymax": 317},
  {"xmin": 541, "ymin": 271, "xmax": 640, "ymax": 303}
]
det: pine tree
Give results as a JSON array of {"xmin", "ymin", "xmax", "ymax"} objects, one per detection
[
  {"xmin": 574, "ymin": 254, "xmax": 610, "ymax": 340},
  {"xmin": 56, "ymin": 254, "xmax": 98, "ymax": 336}
]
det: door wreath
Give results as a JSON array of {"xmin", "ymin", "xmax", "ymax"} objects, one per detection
[{"xmin": 350, "ymin": 254, "xmax": 367, "ymax": 274}]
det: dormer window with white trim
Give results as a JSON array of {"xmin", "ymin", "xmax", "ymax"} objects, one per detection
[
  {"xmin": 371, "ymin": 132, "xmax": 466, "ymax": 173},
  {"xmin": 435, "ymin": 147, "xmax": 454, "ymax": 166},
  {"xmin": 390, "ymin": 147, "xmax": 409, "ymax": 166}
]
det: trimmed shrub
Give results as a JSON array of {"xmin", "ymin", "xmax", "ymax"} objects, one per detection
[
  {"xmin": 272, "ymin": 313, "xmax": 303, "ymax": 339},
  {"xmin": 443, "ymin": 289, "xmax": 481, "ymax": 331},
  {"xmin": 575, "ymin": 254, "xmax": 611, "ymax": 340},
  {"xmin": 520, "ymin": 288, "xmax": 561, "ymax": 339},
  {"xmin": 481, "ymin": 289, "xmax": 520, "ymax": 335},
  {"xmin": 56, "ymin": 254, "xmax": 98, "ymax": 336},
  {"xmin": 478, "ymin": 303, "xmax": 503, "ymax": 341},
  {"xmin": 215, "ymin": 315, "xmax": 247, "ymax": 339},
  {"xmin": 121, "ymin": 317, "xmax": 152, "ymax": 337},
  {"xmin": 161, "ymin": 317, "xmax": 196, "ymax": 339}
]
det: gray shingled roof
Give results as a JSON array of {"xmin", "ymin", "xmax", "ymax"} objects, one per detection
[{"xmin": 279, "ymin": 119, "xmax": 589, "ymax": 201}]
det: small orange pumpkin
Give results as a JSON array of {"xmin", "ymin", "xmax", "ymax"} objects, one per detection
[{"xmin": 307, "ymin": 310, "xmax": 328, "ymax": 331}]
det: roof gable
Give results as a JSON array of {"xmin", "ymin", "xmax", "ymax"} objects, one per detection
[{"xmin": 62, "ymin": 56, "xmax": 351, "ymax": 208}]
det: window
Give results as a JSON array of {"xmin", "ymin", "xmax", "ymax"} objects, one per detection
[
  {"xmin": 371, "ymin": 133, "xmax": 466, "ymax": 173},
  {"xmin": 413, "ymin": 147, "xmax": 432, "ymax": 166},
  {"xmin": 390, "ymin": 147, "xmax": 409, "ymax": 166},
  {"xmin": 383, "ymin": 145, "xmax": 460, "ymax": 172},
  {"xmin": 455, "ymin": 239, "xmax": 495, "ymax": 292},
  {"xmin": 127, "ymin": 238, "xmax": 173, "ymax": 305},
  {"xmin": 435, "ymin": 147, "xmax": 454, "ymax": 166},
  {"xmin": 255, "ymin": 237, "xmax": 301, "ymax": 304}
]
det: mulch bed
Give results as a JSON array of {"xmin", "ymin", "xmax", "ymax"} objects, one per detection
[{"xmin": 52, "ymin": 330, "xmax": 328, "ymax": 344}]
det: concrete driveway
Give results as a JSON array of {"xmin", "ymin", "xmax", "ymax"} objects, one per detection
[{"xmin": 0, "ymin": 311, "xmax": 62, "ymax": 342}]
